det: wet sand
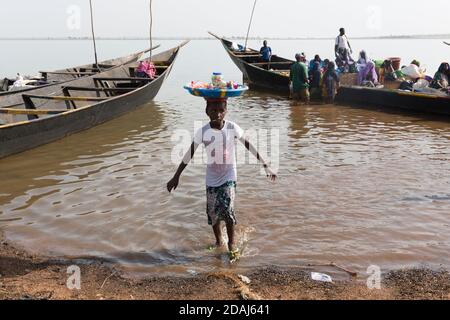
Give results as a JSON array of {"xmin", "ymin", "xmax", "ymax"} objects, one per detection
[{"xmin": 1, "ymin": 232, "xmax": 449, "ymax": 300}]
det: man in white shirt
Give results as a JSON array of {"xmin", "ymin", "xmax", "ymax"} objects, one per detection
[
  {"xmin": 335, "ymin": 28, "xmax": 354, "ymax": 70},
  {"xmin": 167, "ymin": 98, "xmax": 277, "ymax": 260}
]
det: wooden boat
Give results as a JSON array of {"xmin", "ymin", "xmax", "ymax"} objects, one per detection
[
  {"xmin": 0, "ymin": 42, "xmax": 188, "ymax": 159},
  {"xmin": 336, "ymin": 86, "xmax": 450, "ymax": 116},
  {"xmin": 211, "ymin": 33, "xmax": 450, "ymax": 116},
  {"xmin": 0, "ymin": 45, "xmax": 160, "ymax": 95},
  {"xmin": 209, "ymin": 32, "xmax": 292, "ymax": 95}
]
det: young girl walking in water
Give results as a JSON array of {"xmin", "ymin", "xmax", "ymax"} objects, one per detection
[{"xmin": 167, "ymin": 98, "xmax": 277, "ymax": 260}]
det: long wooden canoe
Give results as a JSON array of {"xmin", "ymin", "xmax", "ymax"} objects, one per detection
[
  {"xmin": 211, "ymin": 33, "xmax": 450, "ymax": 116},
  {"xmin": 209, "ymin": 32, "xmax": 292, "ymax": 95},
  {"xmin": 0, "ymin": 41, "xmax": 188, "ymax": 159},
  {"xmin": 336, "ymin": 86, "xmax": 450, "ymax": 116},
  {"xmin": 0, "ymin": 45, "xmax": 160, "ymax": 95}
]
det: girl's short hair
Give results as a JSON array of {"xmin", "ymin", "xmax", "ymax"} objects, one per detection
[{"xmin": 206, "ymin": 99, "xmax": 227, "ymax": 113}]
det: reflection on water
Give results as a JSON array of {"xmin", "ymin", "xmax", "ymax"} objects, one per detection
[{"xmin": 1, "ymin": 41, "xmax": 450, "ymax": 277}]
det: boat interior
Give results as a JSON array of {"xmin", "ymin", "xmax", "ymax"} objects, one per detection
[
  {"xmin": 222, "ymin": 38, "xmax": 293, "ymax": 75},
  {"xmin": 0, "ymin": 58, "xmax": 172, "ymax": 127}
]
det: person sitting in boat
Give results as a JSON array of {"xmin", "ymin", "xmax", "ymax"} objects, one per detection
[
  {"xmin": 259, "ymin": 40, "xmax": 272, "ymax": 63},
  {"xmin": 378, "ymin": 59, "xmax": 397, "ymax": 84},
  {"xmin": 309, "ymin": 61, "xmax": 323, "ymax": 100},
  {"xmin": 136, "ymin": 60, "xmax": 156, "ymax": 79},
  {"xmin": 430, "ymin": 62, "xmax": 449, "ymax": 91},
  {"xmin": 322, "ymin": 61, "xmax": 340, "ymax": 104},
  {"xmin": 357, "ymin": 61, "xmax": 379, "ymax": 87},
  {"xmin": 356, "ymin": 50, "xmax": 370, "ymax": 71}
]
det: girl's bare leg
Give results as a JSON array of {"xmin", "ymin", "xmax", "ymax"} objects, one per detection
[
  {"xmin": 213, "ymin": 222, "xmax": 225, "ymax": 247},
  {"xmin": 225, "ymin": 222, "xmax": 235, "ymax": 252}
]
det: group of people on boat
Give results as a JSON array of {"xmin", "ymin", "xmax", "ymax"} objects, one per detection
[{"xmin": 260, "ymin": 27, "xmax": 450, "ymax": 105}]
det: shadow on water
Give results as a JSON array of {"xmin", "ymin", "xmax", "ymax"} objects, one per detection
[{"xmin": 0, "ymin": 102, "xmax": 167, "ymax": 205}]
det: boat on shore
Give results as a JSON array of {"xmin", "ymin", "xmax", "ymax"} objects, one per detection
[
  {"xmin": 0, "ymin": 45, "xmax": 160, "ymax": 95},
  {"xmin": 211, "ymin": 32, "xmax": 450, "ymax": 117},
  {"xmin": 0, "ymin": 42, "xmax": 188, "ymax": 159}
]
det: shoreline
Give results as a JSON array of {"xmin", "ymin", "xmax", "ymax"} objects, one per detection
[
  {"xmin": 1, "ymin": 232, "xmax": 449, "ymax": 300},
  {"xmin": 1, "ymin": 35, "xmax": 449, "ymax": 41}
]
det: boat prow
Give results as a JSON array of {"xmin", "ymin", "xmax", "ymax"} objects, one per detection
[{"xmin": 209, "ymin": 31, "xmax": 293, "ymax": 95}]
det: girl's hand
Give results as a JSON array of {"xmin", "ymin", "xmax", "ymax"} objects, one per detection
[
  {"xmin": 167, "ymin": 176, "xmax": 180, "ymax": 193},
  {"xmin": 264, "ymin": 165, "xmax": 277, "ymax": 182}
]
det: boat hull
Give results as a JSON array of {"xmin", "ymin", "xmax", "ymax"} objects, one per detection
[
  {"xmin": 216, "ymin": 36, "xmax": 291, "ymax": 95},
  {"xmin": 0, "ymin": 48, "xmax": 152, "ymax": 96},
  {"xmin": 0, "ymin": 44, "xmax": 185, "ymax": 159},
  {"xmin": 336, "ymin": 86, "xmax": 450, "ymax": 116}
]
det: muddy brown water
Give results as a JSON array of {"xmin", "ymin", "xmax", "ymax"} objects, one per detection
[{"xmin": 1, "ymin": 40, "xmax": 449, "ymax": 277}]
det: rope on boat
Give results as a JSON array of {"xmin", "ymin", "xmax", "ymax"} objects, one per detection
[{"xmin": 244, "ymin": 0, "xmax": 258, "ymax": 51}]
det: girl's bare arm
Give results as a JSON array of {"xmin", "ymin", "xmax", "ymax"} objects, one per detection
[
  {"xmin": 167, "ymin": 142, "xmax": 199, "ymax": 192},
  {"xmin": 240, "ymin": 138, "xmax": 277, "ymax": 181}
]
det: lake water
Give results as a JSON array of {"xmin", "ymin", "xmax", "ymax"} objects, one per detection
[{"xmin": 0, "ymin": 39, "xmax": 449, "ymax": 277}]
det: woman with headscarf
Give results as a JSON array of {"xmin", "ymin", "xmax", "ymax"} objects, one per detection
[
  {"xmin": 430, "ymin": 62, "xmax": 449, "ymax": 90},
  {"xmin": 357, "ymin": 61, "xmax": 379, "ymax": 86},
  {"xmin": 309, "ymin": 55, "xmax": 323, "ymax": 72},
  {"xmin": 357, "ymin": 50, "xmax": 370, "ymax": 72},
  {"xmin": 309, "ymin": 61, "xmax": 323, "ymax": 100},
  {"xmin": 322, "ymin": 61, "xmax": 340, "ymax": 103}
]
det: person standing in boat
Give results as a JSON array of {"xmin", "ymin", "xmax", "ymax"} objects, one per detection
[
  {"xmin": 290, "ymin": 53, "xmax": 310, "ymax": 105},
  {"xmin": 335, "ymin": 28, "xmax": 354, "ymax": 72},
  {"xmin": 260, "ymin": 40, "xmax": 272, "ymax": 69}
]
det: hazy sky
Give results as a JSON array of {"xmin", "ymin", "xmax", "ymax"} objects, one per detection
[{"xmin": 1, "ymin": 0, "xmax": 449, "ymax": 38}]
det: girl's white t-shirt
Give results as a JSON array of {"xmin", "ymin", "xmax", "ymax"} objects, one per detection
[{"xmin": 194, "ymin": 121, "xmax": 244, "ymax": 187}]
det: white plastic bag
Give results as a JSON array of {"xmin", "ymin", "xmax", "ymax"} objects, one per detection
[
  {"xmin": 401, "ymin": 65, "xmax": 424, "ymax": 79},
  {"xmin": 412, "ymin": 79, "xmax": 430, "ymax": 91},
  {"xmin": 311, "ymin": 272, "xmax": 333, "ymax": 283}
]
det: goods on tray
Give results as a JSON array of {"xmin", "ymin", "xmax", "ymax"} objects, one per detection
[{"xmin": 184, "ymin": 72, "xmax": 248, "ymax": 99}]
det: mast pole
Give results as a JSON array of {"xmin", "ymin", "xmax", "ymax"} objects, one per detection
[
  {"xmin": 149, "ymin": 0, "xmax": 154, "ymax": 60},
  {"xmin": 244, "ymin": 0, "xmax": 258, "ymax": 51},
  {"xmin": 89, "ymin": 0, "xmax": 99, "ymax": 69}
]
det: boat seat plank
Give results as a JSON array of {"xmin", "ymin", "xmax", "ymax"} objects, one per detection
[
  {"xmin": 40, "ymin": 71, "xmax": 97, "ymax": 75},
  {"xmin": 94, "ymin": 77, "xmax": 154, "ymax": 82},
  {"xmin": 22, "ymin": 94, "xmax": 107, "ymax": 102},
  {"xmin": 0, "ymin": 108, "xmax": 67, "ymax": 115},
  {"xmin": 62, "ymin": 86, "xmax": 136, "ymax": 92},
  {"xmin": 252, "ymin": 62, "xmax": 294, "ymax": 66},
  {"xmin": 129, "ymin": 66, "xmax": 169, "ymax": 69},
  {"xmin": 233, "ymin": 54, "xmax": 262, "ymax": 58}
]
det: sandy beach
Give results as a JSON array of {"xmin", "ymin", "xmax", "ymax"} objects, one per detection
[{"xmin": 1, "ymin": 232, "xmax": 449, "ymax": 300}]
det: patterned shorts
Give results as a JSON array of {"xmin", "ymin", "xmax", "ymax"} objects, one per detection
[{"xmin": 206, "ymin": 181, "xmax": 237, "ymax": 226}]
